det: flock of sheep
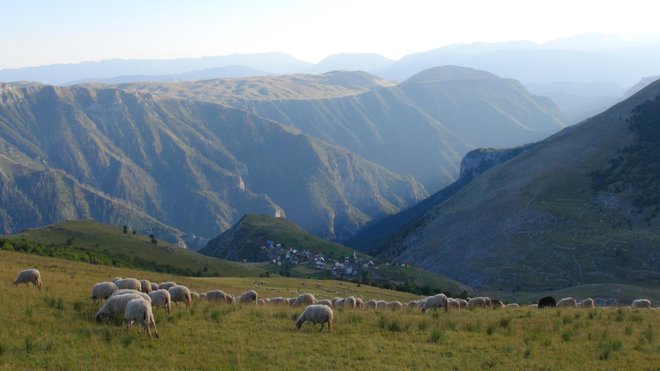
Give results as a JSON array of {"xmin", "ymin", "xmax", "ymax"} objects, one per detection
[{"xmin": 12, "ymin": 268, "xmax": 657, "ymax": 338}]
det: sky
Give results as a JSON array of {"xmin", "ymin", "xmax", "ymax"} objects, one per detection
[{"xmin": 2, "ymin": 0, "xmax": 660, "ymax": 69}]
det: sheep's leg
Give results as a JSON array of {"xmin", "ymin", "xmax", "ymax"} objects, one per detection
[
  {"xmin": 318, "ymin": 323, "xmax": 325, "ymax": 332},
  {"xmin": 151, "ymin": 316, "xmax": 159, "ymax": 339},
  {"xmin": 328, "ymin": 321, "xmax": 333, "ymax": 333}
]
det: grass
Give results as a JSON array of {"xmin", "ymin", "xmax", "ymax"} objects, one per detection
[{"xmin": 0, "ymin": 250, "xmax": 658, "ymax": 370}]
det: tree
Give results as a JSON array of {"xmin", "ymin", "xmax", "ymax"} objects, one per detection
[
  {"xmin": 149, "ymin": 234, "xmax": 158, "ymax": 244},
  {"xmin": 122, "ymin": 225, "xmax": 128, "ymax": 234}
]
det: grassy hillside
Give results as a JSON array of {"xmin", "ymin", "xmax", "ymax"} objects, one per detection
[
  {"xmin": 0, "ymin": 250, "xmax": 658, "ymax": 370},
  {"xmin": 3, "ymin": 220, "xmax": 266, "ymax": 277}
]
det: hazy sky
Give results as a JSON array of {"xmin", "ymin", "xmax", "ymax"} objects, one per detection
[{"xmin": 2, "ymin": 0, "xmax": 659, "ymax": 69}]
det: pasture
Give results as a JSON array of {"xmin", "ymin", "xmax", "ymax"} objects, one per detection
[{"xmin": 1, "ymin": 250, "xmax": 658, "ymax": 370}]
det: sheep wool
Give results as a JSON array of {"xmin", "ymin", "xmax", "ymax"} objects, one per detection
[
  {"xmin": 421, "ymin": 294, "xmax": 449, "ymax": 313},
  {"xmin": 556, "ymin": 297, "xmax": 577, "ymax": 308},
  {"xmin": 168, "ymin": 285, "xmax": 192, "ymax": 309},
  {"xmin": 96, "ymin": 293, "xmax": 145, "ymax": 321},
  {"xmin": 632, "ymin": 299, "xmax": 652, "ymax": 308},
  {"xmin": 125, "ymin": 298, "xmax": 159, "ymax": 338},
  {"xmin": 110, "ymin": 289, "xmax": 151, "ymax": 302},
  {"xmin": 158, "ymin": 282, "xmax": 177, "ymax": 290},
  {"xmin": 13, "ymin": 269, "xmax": 42, "ymax": 289},
  {"xmin": 292, "ymin": 293, "xmax": 317, "ymax": 308},
  {"xmin": 140, "ymin": 280, "xmax": 153, "ymax": 294},
  {"xmin": 237, "ymin": 290, "xmax": 258, "ymax": 305},
  {"xmin": 91, "ymin": 282, "xmax": 119, "ymax": 303},
  {"xmin": 296, "ymin": 304, "xmax": 334, "ymax": 332},
  {"xmin": 148, "ymin": 289, "xmax": 172, "ymax": 313},
  {"xmin": 114, "ymin": 278, "xmax": 141, "ymax": 291}
]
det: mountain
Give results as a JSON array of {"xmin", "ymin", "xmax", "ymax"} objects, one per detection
[
  {"xmin": 622, "ymin": 75, "xmax": 660, "ymax": 99},
  {"xmin": 0, "ymin": 53, "xmax": 312, "ymax": 85},
  {"xmin": 124, "ymin": 67, "xmax": 566, "ymax": 192},
  {"xmin": 310, "ymin": 53, "xmax": 394, "ymax": 74},
  {"xmin": 355, "ymin": 79, "xmax": 660, "ymax": 290},
  {"xmin": 199, "ymin": 213, "xmax": 470, "ymax": 295},
  {"xmin": 0, "ymin": 82, "xmax": 426, "ymax": 242},
  {"xmin": 67, "ymin": 65, "xmax": 269, "ymax": 85},
  {"xmin": 3, "ymin": 220, "xmax": 266, "ymax": 277}
]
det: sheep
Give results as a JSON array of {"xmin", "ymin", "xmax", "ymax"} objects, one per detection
[
  {"xmin": 168, "ymin": 285, "xmax": 192, "ymax": 309},
  {"xmin": 148, "ymin": 289, "xmax": 171, "ymax": 313},
  {"xmin": 150, "ymin": 283, "xmax": 159, "ymax": 292},
  {"xmin": 483, "ymin": 297, "xmax": 492, "ymax": 308},
  {"xmin": 457, "ymin": 299, "xmax": 468, "ymax": 309},
  {"xmin": 556, "ymin": 297, "xmax": 577, "ymax": 308},
  {"xmin": 110, "ymin": 289, "xmax": 151, "ymax": 302},
  {"xmin": 316, "ymin": 299, "xmax": 334, "ymax": 308},
  {"xmin": 334, "ymin": 298, "xmax": 345, "ymax": 307},
  {"xmin": 355, "ymin": 297, "xmax": 364, "ymax": 309},
  {"xmin": 387, "ymin": 301, "xmax": 403, "ymax": 311},
  {"xmin": 91, "ymin": 282, "xmax": 119, "ymax": 303},
  {"xmin": 578, "ymin": 298, "xmax": 595, "ymax": 309},
  {"xmin": 140, "ymin": 280, "xmax": 152, "ymax": 294},
  {"xmin": 467, "ymin": 297, "xmax": 487, "ymax": 309},
  {"xmin": 447, "ymin": 298, "xmax": 461, "ymax": 310},
  {"xmin": 416, "ymin": 299, "xmax": 427, "ymax": 310},
  {"xmin": 13, "ymin": 269, "xmax": 42, "ymax": 289},
  {"xmin": 256, "ymin": 299, "xmax": 266, "ymax": 306},
  {"xmin": 158, "ymin": 281, "xmax": 177, "ymax": 290},
  {"xmin": 331, "ymin": 297, "xmax": 343, "ymax": 306},
  {"xmin": 631, "ymin": 299, "xmax": 652, "ymax": 308},
  {"xmin": 505, "ymin": 303, "xmax": 520, "ymax": 309},
  {"xmin": 528, "ymin": 304, "xmax": 538, "ymax": 308},
  {"xmin": 124, "ymin": 298, "xmax": 159, "ymax": 338},
  {"xmin": 538, "ymin": 296, "xmax": 556, "ymax": 308},
  {"xmin": 376, "ymin": 300, "xmax": 388, "ymax": 309},
  {"xmin": 295, "ymin": 305, "xmax": 333, "ymax": 332},
  {"xmin": 95, "ymin": 293, "xmax": 145, "ymax": 322},
  {"xmin": 342, "ymin": 297, "xmax": 357, "ymax": 309},
  {"xmin": 292, "ymin": 293, "xmax": 317, "ymax": 308},
  {"xmin": 491, "ymin": 299, "xmax": 504, "ymax": 308},
  {"xmin": 199, "ymin": 293, "xmax": 207, "ymax": 301},
  {"xmin": 421, "ymin": 294, "xmax": 449, "ymax": 313},
  {"xmin": 207, "ymin": 290, "xmax": 234, "ymax": 304},
  {"xmin": 237, "ymin": 290, "xmax": 258, "ymax": 305},
  {"xmin": 269, "ymin": 297, "xmax": 287, "ymax": 306},
  {"xmin": 114, "ymin": 278, "xmax": 141, "ymax": 291},
  {"xmin": 111, "ymin": 277, "xmax": 122, "ymax": 283},
  {"xmin": 365, "ymin": 299, "xmax": 377, "ymax": 309},
  {"xmin": 190, "ymin": 291, "xmax": 200, "ymax": 301}
]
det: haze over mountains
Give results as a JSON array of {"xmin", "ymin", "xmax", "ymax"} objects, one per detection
[{"xmin": 350, "ymin": 79, "xmax": 660, "ymax": 290}]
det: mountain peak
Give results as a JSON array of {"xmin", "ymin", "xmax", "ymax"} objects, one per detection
[{"xmin": 402, "ymin": 65, "xmax": 500, "ymax": 84}]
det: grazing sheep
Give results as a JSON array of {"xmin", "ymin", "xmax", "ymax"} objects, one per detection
[
  {"xmin": 457, "ymin": 299, "xmax": 468, "ymax": 309},
  {"xmin": 376, "ymin": 300, "xmax": 388, "ymax": 309},
  {"xmin": 331, "ymin": 297, "xmax": 343, "ymax": 306},
  {"xmin": 190, "ymin": 291, "xmax": 200, "ymax": 301},
  {"xmin": 631, "ymin": 299, "xmax": 652, "ymax": 308},
  {"xmin": 124, "ymin": 298, "xmax": 159, "ymax": 338},
  {"xmin": 295, "ymin": 305, "xmax": 334, "ymax": 332},
  {"xmin": 114, "ymin": 278, "xmax": 141, "ymax": 291},
  {"xmin": 557, "ymin": 297, "xmax": 577, "ymax": 308},
  {"xmin": 207, "ymin": 290, "xmax": 234, "ymax": 304},
  {"xmin": 365, "ymin": 299, "xmax": 377, "ymax": 309},
  {"xmin": 110, "ymin": 289, "xmax": 151, "ymax": 302},
  {"xmin": 292, "ymin": 293, "xmax": 317, "ymax": 308},
  {"xmin": 334, "ymin": 298, "xmax": 345, "ymax": 307},
  {"xmin": 148, "ymin": 289, "xmax": 171, "ymax": 313},
  {"xmin": 528, "ymin": 304, "xmax": 539, "ymax": 308},
  {"xmin": 416, "ymin": 299, "xmax": 427, "ymax": 310},
  {"xmin": 13, "ymin": 269, "xmax": 42, "ymax": 289},
  {"xmin": 140, "ymin": 280, "xmax": 152, "ymax": 294},
  {"xmin": 505, "ymin": 303, "xmax": 520, "ymax": 309},
  {"xmin": 355, "ymin": 297, "xmax": 364, "ymax": 309},
  {"xmin": 421, "ymin": 294, "xmax": 449, "ymax": 313},
  {"xmin": 447, "ymin": 299, "xmax": 461, "ymax": 310},
  {"xmin": 342, "ymin": 297, "xmax": 357, "ymax": 309},
  {"xmin": 256, "ymin": 299, "xmax": 266, "ymax": 306},
  {"xmin": 387, "ymin": 301, "xmax": 403, "ymax": 311},
  {"xmin": 316, "ymin": 299, "xmax": 334, "ymax": 308},
  {"xmin": 483, "ymin": 297, "xmax": 492, "ymax": 308},
  {"xmin": 467, "ymin": 297, "xmax": 487, "ymax": 309},
  {"xmin": 111, "ymin": 277, "xmax": 122, "ymax": 283},
  {"xmin": 237, "ymin": 290, "xmax": 258, "ymax": 305},
  {"xmin": 96, "ymin": 293, "xmax": 145, "ymax": 322},
  {"xmin": 538, "ymin": 296, "xmax": 556, "ymax": 308},
  {"xmin": 150, "ymin": 282, "xmax": 159, "ymax": 292},
  {"xmin": 578, "ymin": 298, "xmax": 595, "ymax": 309},
  {"xmin": 158, "ymin": 281, "xmax": 177, "ymax": 290},
  {"xmin": 269, "ymin": 297, "xmax": 287, "ymax": 306},
  {"xmin": 168, "ymin": 285, "xmax": 192, "ymax": 309},
  {"xmin": 91, "ymin": 282, "xmax": 119, "ymax": 303},
  {"xmin": 491, "ymin": 299, "xmax": 504, "ymax": 308},
  {"xmin": 199, "ymin": 293, "xmax": 207, "ymax": 301}
]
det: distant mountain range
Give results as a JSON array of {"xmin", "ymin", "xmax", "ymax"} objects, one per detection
[
  {"xmin": 349, "ymin": 78, "xmax": 660, "ymax": 290},
  {"xmin": 0, "ymin": 67, "xmax": 567, "ymax": 243}
]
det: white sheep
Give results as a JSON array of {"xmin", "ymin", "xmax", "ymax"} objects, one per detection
[
  {"xmin": 292, "ymin": 293, "xmax": 317, "ymax": 308},
  {"xmin": 421, "ymin": 294, "xmax": 449, "ymax": 312},
  {"xmin": 256, "ymin": 299, "xmax": 266, "ymax": 306},
  {"xmin": 457, "ymin": 299, "xmax": 468, "ymax": 309},
  {"xmin": 578, "ymin": 298, "xmax": 595, "ymax": 309},
  {"xmin": 13, "ymin": 269, "xmax": 42, "ymax": 289},
  {"xmin": 483, "ymin": 297, "xmax": 492, "ymax": 308},
  {"xmin": 376, "ymin": 300, "xmax": 388, "ymax": 309},
  {"xmin": 528, "ymin": 304, "xmax": 538, "ymax": 308},
  {"xmin": 237, "ymin": 290, "xmax": 258, "ymax": 305},
  {"xmin": 343, "ymin": 297, "xmax": 357, "ymax": 309},
  {"xmin": 158, "ymin": 281, "xmax": 177, "ymax": 290},
  {"xmin": 199, "ymin": 293, "xmax": 207, "ymax": 301},
  {"xmin": 207, "ymin": 290, "xmax": 234, "ymax": 304},
  {"xmin": 124, "ymin": 298, "xmax": 159, "ymax": 338},
  {"xmin": 111, "ymin": 277, "xmax": 122, "ymax": 283},
  {"xmin": 168, "ymin": 285, "xmax": 192, "ymax": 309},
  {"xmin": 387, "ymin": 301, "xmax": 403, "ymax": 310},
  {"xmin": 355, "ymin": 297, "xmax": 364, "ymax": 309},
  {"xmin": 91, "ymin": 282, "xmax": 119, "ymax": 303},
  {"xmin": 190, "ymin": 291, "xmax": 200, "ymax": 301},
  {"xmin": 110, "ymin": 289, "xmax": 152, "ymax": 302},
  {"xmin": 148, "ymin": 289, "xmax": 172, "ymax": 313},
  {"xmin": 114, "ymin": 278, "xmax": 141, "ymax": 291},
  {"xmin": 95, "ymin": 293, "xmax": 145, "ymax": 321},
  {"xmin": 140, "ymin": 280, "xmax": 152, "ymax": 294},
  {"xmin": 150, "ymin": 282, "xmax": 159, "ymax": 292},
  {"xmin": 505, "ymin": 303, "xmax": 520, "ymax": 309},
  {"xmin": 295, "ymin": 304, "xmax": 334, "ymax": 332},
  {"xmin": 316, "ymin": 299, "xmax": 334, "ymax": 308},
  {"xmin": 447, "ymin": 298, "xmax": 461, "ymax": 310},
  {"xmin": 269, "ymin": 297, "xmax": 287, "ymax": 305},
  {"xmin": 467, "ymin": 297, "xmax": 487, "ymax": 309},
  {"xmin": 365, "ymin": 299, "xmax": 377, "ymax": 309},
  {"xmin": 631, "ymin": 299, "xmax": 651, "ymax": 308},
  {"xmin": 556, "ymin": 297, "xmax": 577, "ymax": 308}
]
